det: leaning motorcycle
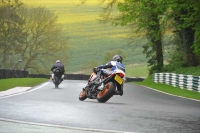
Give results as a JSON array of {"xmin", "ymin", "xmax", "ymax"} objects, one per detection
[
  {"xmin": 79, "ymin": 69, "xmax": 125, "ymax": 103},
  {"xmin": 52, "ymin": 69, "xmax": 64, "ymax": 88}
]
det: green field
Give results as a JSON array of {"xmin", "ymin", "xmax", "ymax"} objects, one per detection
[
  {"xmin": 21, "ymin": 0, "xmax": 149, "ymax": 76},
  {"xmin": 135, "ymin": 76, "xmax": 200, "ymax": 100},
  {"xmin": 0, "ymin": 78, "xmax": 48, "ymax": 91}
]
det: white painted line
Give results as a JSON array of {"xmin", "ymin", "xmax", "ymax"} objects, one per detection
[
  {"xmin": 0, "ymin": 117, "xmax": 137, "ymax": 133},
  {"xmin": 0, "ymin": 87, "xmax": 31, "ymax": 97},
  {"xmin": 138, "ymin": 84, "xmax": 200, "ymax": 102},
  {"xmin": 0, "ymin": 82, "xmax": 49, "ymax": 99}
]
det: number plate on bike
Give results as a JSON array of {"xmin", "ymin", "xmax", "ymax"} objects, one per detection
[{"xmin": 114, "ymin": 75, "xmax": 123, "ymax": 85}]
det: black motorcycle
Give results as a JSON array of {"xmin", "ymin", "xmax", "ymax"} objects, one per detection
[
  {"xmin": 52, "ymin": 69, "xmax": 63, "ymax": 88},
  {"xmin": 79, "ymin": 70, "xmax": 124, "ymax": 103}
]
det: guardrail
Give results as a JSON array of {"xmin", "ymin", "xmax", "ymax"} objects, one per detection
[
  {"xmin": 29, "ymin": 74, "xmax": 145, "ymax": 82},
  {"xmin": 153, "ymin": 73, "xmax": 200, "ymax": 92},
  {"xmin": 0, "ymin": 69, "xmax": 145, "ymax": 82},
  {"xmin": 0, "ymin": 69, "xmax": 29, "ymax": 79},
  {"xmin": 29, "ymin": 74, "xmax": 90, "ymax": 80},
  {"xmin": 125, "ymin": 77, "xmax": 144, "ymax": 82}
]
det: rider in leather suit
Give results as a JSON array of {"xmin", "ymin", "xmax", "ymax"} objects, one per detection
[
  {"xmin": 51, "ymin": 60, "xmax": 65, "ymax": 81},
  {"xmin": 91, "ymin": 55, "xmax": 125, "ymax": 96}
]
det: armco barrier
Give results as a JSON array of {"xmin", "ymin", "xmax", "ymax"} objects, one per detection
[
  {"xmin": 29, "ymin": 74, "xmax": 90, "ymax": 80},
  {"xmin": 29, "ymin": 74, "xmax": 51, "ymax": 79},
  {"xmin": 29, "ymin": 74, "xmax": 145, "ymax": 82},
  {"xmin": 64, "ymin": 75, "xmax": 144, "ymax": 82},
  {"xmin": 65, "ymin": 74, "xmax": 90, "ymax": 80},
  {"xmin": 0, "ymin": 69, "xmax": 29, "ymax": 79},
  {"xmin": 0, "ymin": 69, "xmax": 145, "ymax": 82},
  {"xmin": 153, "ymin": 73, "xmax": 200, "ymax": 92},
  {"xmin": 125, "ymin": 77, "xmax": 145, "ymax": 82}
]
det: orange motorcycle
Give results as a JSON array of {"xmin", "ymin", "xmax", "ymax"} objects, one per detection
[{"xmin": 79, "ymin": 70, "xmax": 124, "ymax": 103}]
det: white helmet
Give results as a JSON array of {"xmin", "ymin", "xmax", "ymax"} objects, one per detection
[{"xmin": 56, "ymin": 60, "xmax": 61, "ymax": 63}]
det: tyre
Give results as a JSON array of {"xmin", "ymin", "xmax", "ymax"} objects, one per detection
[
  {"xmin": 97, "ymin": 82, "xmax": 115, "ymax": 103},
  {"xmin": 79, "ymin": 90, "xmax": 87, "ymax": 101},
  {"xmin": 54, "ymin": 77, "xmax": 59, "ymax": 88}
]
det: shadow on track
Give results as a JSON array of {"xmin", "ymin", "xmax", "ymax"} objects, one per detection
[{"xmin": 81, "ymin": 100, "xmax": 126, "ymax": 105}]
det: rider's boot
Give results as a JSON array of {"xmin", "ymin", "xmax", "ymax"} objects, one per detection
[
  {"xmin": 114, "ymin": 90, "xmax": 123, "ymax": 96},
  {"xmin": 51, "ymin": 74, "xmax": 54, "ymax": 80},
  {"xmin": 61, "ymin": 74, "xmax": 64, "ymax": 82},
  {"xmin": 118, "ymin": 90, "xmax": 123, "ymax": 96},
  {"xmin": 114, "ymin": 84, "xmax": 124, "ymax": 96}
]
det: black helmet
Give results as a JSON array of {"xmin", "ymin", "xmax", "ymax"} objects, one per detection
[{"xmin": 112, "ymin": 55, "xmax": 123, "ymax": 63}]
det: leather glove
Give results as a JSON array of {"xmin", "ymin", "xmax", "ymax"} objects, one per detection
[{"xmin": 93, "ymin": 67, "xmax": 99, "ymax": 73}]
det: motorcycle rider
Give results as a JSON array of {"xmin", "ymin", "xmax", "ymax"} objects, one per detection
[
  {"xmin": 89, "ymin": 54, "xmax": 125, "ymax": 96},
  {"xmin": 51, "ymin": 60, "xmax": 65, "ymax": 82}
]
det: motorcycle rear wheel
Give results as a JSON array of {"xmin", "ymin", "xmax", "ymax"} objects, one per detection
[
  {"xmin": 55, "ymin": 84, "xmax": 58, "ymax": 88},
  {"xmin": 54, "ymin": 77, "xmax": 60, "ymax": 88},
  {"xmin": 97, "ymin": 82, "xmax": 115, "ymax": 103},
  {"xmin": 79, "ymin": 90, "xmax": 87, "ymax": 101}
]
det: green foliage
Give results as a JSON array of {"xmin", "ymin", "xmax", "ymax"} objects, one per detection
[
  {"xmin": 117, "ymin": 0, "xmax": 200, "ymax": 70},
  {"xmin": 118, "ymin": 0, "xmax": 166, "ymax": 71},
  {"xmin": 193, "ymin": 22, "xmax": 200, "ymax": 57},
  {"xmin": 0, "ymin": 0, "xmax": 24, "ymax": 68},
  {"xmin": 167, "ymin": 0, "xmax": 200, "ymax": 65},
  {"xmin": 165, "ymin": 51, "xmax": 187, "ymax": 70}
]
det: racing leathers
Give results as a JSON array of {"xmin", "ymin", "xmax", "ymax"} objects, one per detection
[{"xmin": 51, "ymin": 62, "xmax": 65, "ymax": 81}]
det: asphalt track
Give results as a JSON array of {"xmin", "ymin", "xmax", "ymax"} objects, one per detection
[{"xmin": 0, "ymin": 80, "xmax": 200, "ymax": 133}]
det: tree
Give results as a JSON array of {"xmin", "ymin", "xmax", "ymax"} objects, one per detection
[
  {"xmin": 0, "ymin": 3, "xmax": 70, "ymax": 73},
  {"xmin": 168, "ymin": 0, "xmax": 200, "ymax": 66},
  {"xmin": 0, "ymin": 0, "xmax": 24, "ymax": 68},
  {"xmin": 118, "ymin": 0, "xmax": 167, "ymax": 72},
  {"xmin": 17, "ymin": 6, "xmax": 69, "ymax": 73}
]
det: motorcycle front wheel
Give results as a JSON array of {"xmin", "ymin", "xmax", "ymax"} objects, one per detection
[
  {"xmin": 97, "ymin": 82, "xmax": 115, "ymax": 103},
  {"xmin": 79, "ymin": 90, "xmax": 87, "ymax": 101}
]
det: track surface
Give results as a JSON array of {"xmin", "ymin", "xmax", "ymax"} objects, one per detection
[{"xmin": 0, "ymin": 80, "xmax": 200, "ymax": 133}]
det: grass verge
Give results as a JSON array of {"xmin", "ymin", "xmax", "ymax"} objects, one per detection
[
  {"xmin": 125, "ymin": 64, "xmax": 149, "ymax": 78},
  {"xmin": 134, "ymin": 76, "xmax": 200, "ymax": 101},
  {"xmin": 0, "ymin": 78, "xmax": 48, "ymax": 92}
]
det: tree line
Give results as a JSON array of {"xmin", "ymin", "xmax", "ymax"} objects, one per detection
[{"xmin": 0, "ymin": 0, "xmax": 69, "ymax": 74}]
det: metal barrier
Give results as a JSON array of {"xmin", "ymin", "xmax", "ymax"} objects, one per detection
[
  {"xmin": 125, "ymin": 77, "xmax": 144, "ymax": 82},
  {"xmin": 0, "ymin": 69, "xmax": 29, "ymax": 79},
  {"xmin": 0, "ymin": 69, "xmax": 145, "ymax": 82},
  {"xmin": 28, "ymin": 74, "xmax": 90, "ymax": 80},
  {"xmin": 28, "ymin": 74, "xmax": 144, "ymax": 82},
  {"xmin": 153, "ymin": 73, "xmax": 200, "ymax": 92}
]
